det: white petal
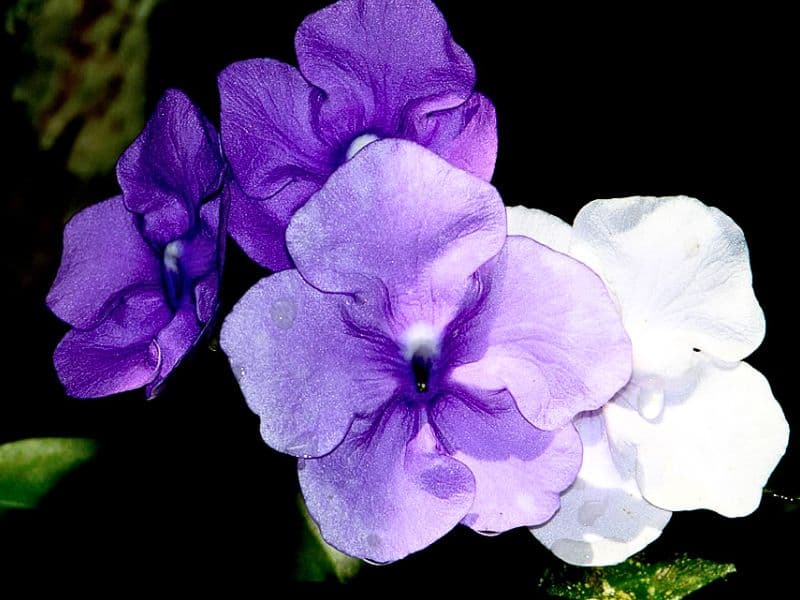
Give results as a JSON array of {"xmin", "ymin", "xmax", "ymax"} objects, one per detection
[
  {"xmin": 571, "ymin": 196, "xmax": 765, "ymax": 378},
  {"xmin": 605, "ymin": 359, "xmax": 789, "ymax": 517},
  {"xmin": 506, "ymin": 206, "xmax": 572, "ymax": 253},
  {"xmin": 531, "ymin": 413, "xmax": 671, "ymax": 566}
]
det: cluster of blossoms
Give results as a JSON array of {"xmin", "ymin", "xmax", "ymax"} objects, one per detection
[{"xmin": 48, "ymin": 0, "xmax": 788, "ymax": 566}]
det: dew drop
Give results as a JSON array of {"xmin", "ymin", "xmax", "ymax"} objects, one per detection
[
  {"xmin": 284, "ymin": 429, "xmax": 317, "ymax": 456},
  {"xmin": 577, "ymin": 500, "xmax": 607, "ymax": 526},
  {"xmin": 637, "ymin": 378, "xmax": 665, "ymax": 421},
  {"xmin": 270, "ymin": 298, "xmax": 296, "ymax": 330},
  {"xmin": 551, "ymin": 538, "xmax": 593, "ymax": 565},
  {"xmin": 297, "ymin": 459, "xmax": 306, "ymax": 471}
]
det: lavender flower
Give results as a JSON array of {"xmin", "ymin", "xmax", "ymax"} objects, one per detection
[
  {"xmin": 221, "ymin": 140, "xmax": 631, "ymax": 562},
  {"xmin": 47, "ymin": 90, "xmax": 226, "ymax": 398},
  {"xmin": 218, "ymin": 0, "xmax": 497, "ymax": 271}
]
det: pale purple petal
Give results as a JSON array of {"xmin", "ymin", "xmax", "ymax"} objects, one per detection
[
  {"xmin": 287, "ymin": 139, "xmax": 505, "ymax": 332},
  {"xmin": 117, "ymin": 89, "xmax": 224, "ymax": 244},
  {"xmin": 452, "ymin": 237, "xmax": 631, "ymax": 430},
  {"xmin": 227, "ymin": 177, "xmax": 320, "ymax": 272},
  {"xmin": 46, "ymin": 196, "xmax": 160, "ymax": 330},
  {"xmin": 300, "ymin": 411, "xmax": 475, "ymax": 563},
  {"xmin": 434, "ymin": 390, "xmax": 581, "ymax": 533},
  {"xmin": 218, "ymin": 59, "xmax": 333, "ymax": 199},
  {"xmin": 295, "ymin": 0, "xmax": 475, "ymax": 144},
  {"xmin": 220, "ymin": 270, "xmax": 397, "ymax": 458},
  {"xmin": 405, "ymin": 92, "xmax": 497, "ymax": 181},
  {"xmin": 53, "ymin": 288, "xmax": 171, "ymax": 398}
]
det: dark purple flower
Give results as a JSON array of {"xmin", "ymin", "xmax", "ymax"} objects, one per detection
[
  {"xmin": 47, "ymin": 90, "xmax": 227, "ymax": 398},
  {"xmin": 221, "ymin": 140, "xmax": 631, "ymax": 562},
  {"xmin": 218, "ymin": 0, "xmax": 497, "ymax": 271}
]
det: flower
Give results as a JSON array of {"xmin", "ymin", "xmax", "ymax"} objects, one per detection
[
  {"xmin": 220, "ymin": 139, "xmax": 631, "ymax": 562},
  {"xmin": 218, "ymin": 0, "xmax": 497, "ymax": 271},
  {"xmin": 47, "ymin": 90, "xmax": 227, "ymax": 398},
  {"xmin": 509, "ymin": 197, "xmax": 790, "ymax": 566}
]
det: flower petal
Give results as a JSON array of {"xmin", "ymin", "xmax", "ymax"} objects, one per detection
[
  {"xmin": 434, "ymin": 389, "xmax": 581, "ymax": 533},
  {"xmin": 605, "ymin": 359, "xmax": 789, "ymax": 517},
  {"xmin": 227, "ymin": 176, "xmax": 320, "ymax": 271},
  {"xmin": 506, "ymin": 206, "xmax": 572, "ymax": 254},
  {"xmin": 405, "ymin": 92, "xmax": 498, "ymax": 181},
  {"xmin": 218, "ymin": 59, "xmax": 332, "ymax": 200},
  {"xmin": 117, "ymin": 89, "xmax": 224, "ymax": 244},
  {"xmin": 53, "ymin": 288, "xmax": 171, "ymax": 398},
  {"xmin": 571, "ymin": 196, "xmax": 765, "ymax": 377},
  {"xmin": 295, "ymin": 0, "xmax": 474, "ymax": 144},
  {"xmin": 299, "ymin": 411, "xmax": 475, "ymax": 563},
  {"xmin": 220, "ymin": 270, "xmax": 397, "ymax": 458},
  {"xmin": 194, "ymin": 195, "xmax": 225, "ymax": 323},
  {"xmin": 47, "ymin": 196, "xmax": 160, "ymax": 330},
  {"xmin": 146, "ymin": 305, "xmax": 202, "ymax": 399},
  {"xmin": 451, "ymin": 237, "xmax": 631, "ymax": 430},
  {"xmin": 287, "ymin": 139, "xmax": 506, "ymax": 332},
  {"xmin": 531, "ymin": 413, "xmax": 671, "ymax": 566}
]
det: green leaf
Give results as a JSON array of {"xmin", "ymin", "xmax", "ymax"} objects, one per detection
[
  {"xmin": 543, "ymin": 555, "xmax": 736, "ymax": 600},
  {"xmin": 0, "ymin": 437, "xmax": 98, "ymax": 515},
  {"xmin": 8, "ymin": 0, "xmax": 160, "ymax": 178},
  {"xmin": 295, "ymin": 495, "xmax": 362, "ymax": 583}
]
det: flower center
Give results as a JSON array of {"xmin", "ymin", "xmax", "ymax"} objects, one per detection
[
  {"xmin": 345, "ymin": 133, "xmax": 380, "ymax": 160},
  {"xmin": 401, "ymin": 323, "xmax": 440, "ymax": 395}
]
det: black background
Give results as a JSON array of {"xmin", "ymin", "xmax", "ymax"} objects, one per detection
[{"xmin": 1, "ymin": 1, "xmax": 796, "ymax": 594}]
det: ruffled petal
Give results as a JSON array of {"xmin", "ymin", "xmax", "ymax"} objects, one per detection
[
  {"xmin": 47, "ymin": 196, "xmax": 160, "ymax": 330},
  {"xmin": 433, "ymin": 389, "xmax": 581, "ymax": 533},
  {"xmin": 451, "ymin": 237, "xmax": 631, "ymax": 430},
  {"xmin": 299, "ymin": 411, "xmax": 475, "ymax": 563},
  {"xmin": 531, "ymin": 413, "xmax": 671, "ymax": 566},
  {"xmin": 220, "ymin": 270, "xmax": 397, "ymax": 458},
  {"xmin": 571, "ymin": 196, "xmax": 765, "ymax": 377},
  {"xmin": 295, "ymin": 0, "xmax": 474, "ymax": 144},
  {"xmin": 287, "ymin": 139, "xmax": 505, "ymax": 332},
  {"xmin": 146, "ymin": 305, "xmax": 202, "ymax": 399},
  {"xmin": 117, "ymin": 89, "xmax": 224, "ymax": 244},
  {"xmin": 227, "ymin": 175, "xmax": 319, "ymax": 271},
  {"xmin": 506, "ymin": 206, "xmax": 572, "ymax": 254},
  {"xmin": 405, "ymin": 92, "xmax": 497, "ymax": 181},
  {"xmin": 218, "ymin": 59, "xmax": 333, "ymax": 200},
  {"xmin": 53, "ymin": 288, "xmax": 171, "ymax": 398},
  {"xmin": 605, "ymin": 359, "xmax": 789, "ymax": 517}
]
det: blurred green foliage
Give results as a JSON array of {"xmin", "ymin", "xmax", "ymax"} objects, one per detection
[
  {"xmin": 543, "ymin": 555, "xmax": 736, "ymax": 599},
  {"xmin": 295, "ymin": 494, "xmax": 362, "ymax": 583},
  {"xmin": 0, "ymin": 437, "xmax": 97, "ymax": 515},
  {"xmin": 7, "ymin": 0, "xmax": 159, "ymax": 178}
]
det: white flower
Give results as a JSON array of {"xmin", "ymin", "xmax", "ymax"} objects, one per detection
[{"xmin": 509, "ymin": 196, "xmax": 789, "ymax": 566}]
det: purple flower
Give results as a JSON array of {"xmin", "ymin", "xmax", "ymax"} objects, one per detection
[
  {"xmin": 47, "ymin": 90, "xmax": 227, "ymax": 398},
  {"xmin": 218, "ymin": 0, "xmax": 497, "ymax": 271},
  {"xmin": 221, "ymin": 140, "xmax": 631, "ymax": 562}
]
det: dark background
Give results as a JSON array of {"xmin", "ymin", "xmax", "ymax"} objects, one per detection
[{"xmin": 1, "ymin": 1, "xmax": 795, "ymax": 594}]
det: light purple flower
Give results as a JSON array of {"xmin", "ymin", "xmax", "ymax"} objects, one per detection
[
  {"xmin": 218, "ymin": 0, "xmax": 497, "ymax": 271},
  {"xmin": 221, "ymin": 140, "xmax": 631, "ymax": 562},
  {"xmin": 47, "ymin": 90, "xmax": 227, "ymax": 398}
]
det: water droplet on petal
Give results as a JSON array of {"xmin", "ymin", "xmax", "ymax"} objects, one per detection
[
  {"xmin": 637, "ymin": 378, "xmax": 665, "ymax": 421},
  {"xmin": 461, "ymin": 513, "xmax": 479, "ymax": 527},
  {"xmin": 284, "ymin": 430, "xmax": 317, "ymax": 456},
  {"xmin": 270, "ymin": 298, "xmax": 296, "ymax": 330},
  {"xmin": 577, "ymin": 500, "xmax": 607, "ymax": 526},
  {"xmin": 297, "ymin": 459, "xmax": 306, "ymax": 471},
  {"xmin": 551, "ymin": 538, "xmax": 593, "ymax": 564}
]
